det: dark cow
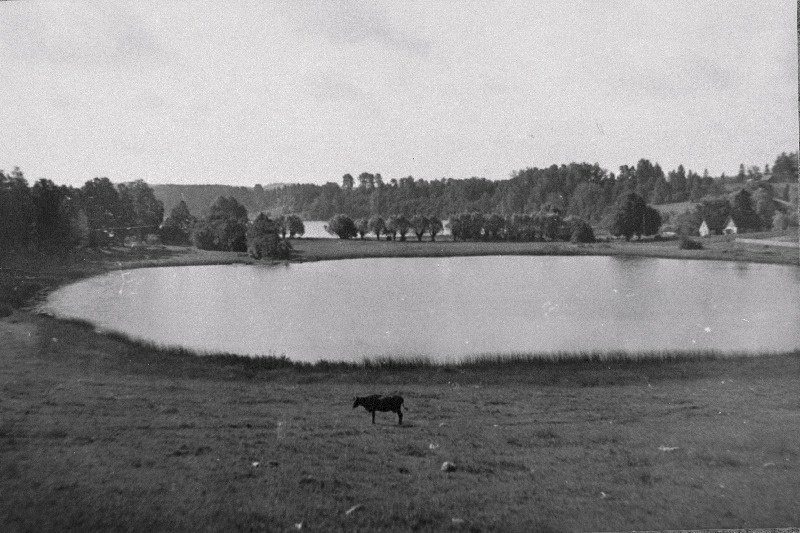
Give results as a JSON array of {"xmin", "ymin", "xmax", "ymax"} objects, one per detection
[{"xmin": 352, "ymin": 395, "xmax": 405, "ymax": 425}]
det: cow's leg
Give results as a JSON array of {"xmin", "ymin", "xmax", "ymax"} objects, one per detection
[
  {"xmin": 397, "ymin": 409, "xmax": 403, "ymax": 425},
  {"xmin": 371, "ymin": 410, "xmax": 376, "ymax": 424}
]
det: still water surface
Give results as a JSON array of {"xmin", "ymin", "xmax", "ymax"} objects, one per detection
[{"xmin": 42, "ymin": 257, "xmax": 800, "ymax": 363}]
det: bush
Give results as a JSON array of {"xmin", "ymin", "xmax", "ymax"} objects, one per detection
[
  {"xmin": 678, "ymin": 235, "xmax": 703, "ymax": 250},
  {"xmin": 327, "ymin": 214, "xmax": 357, "ymax": 239},
  {"xmin": 570, "ymin": 220, "xmax": 596, "ymax": 243}
]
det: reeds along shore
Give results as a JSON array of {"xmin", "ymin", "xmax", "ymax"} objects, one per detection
[
  {"xmin": 31, "ymin": 313, "xmax": 799, "ymax": 392},
  {"xmin": 2, "ymin": 237, "xmax": 798, "ymax": 377}
]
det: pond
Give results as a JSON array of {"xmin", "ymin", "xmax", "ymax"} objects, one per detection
[{"xmin": 41, "ymin": 256, "xmax": 800, "ymax": 363}]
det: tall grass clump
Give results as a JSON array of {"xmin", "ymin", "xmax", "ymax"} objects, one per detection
[
  {"xmin": 361, "ymin": 354, "xmax": 435, "ymax": 370},
  {"xmin": 456, "ymin": 349, "xmax": 724, "ymax": 368}
]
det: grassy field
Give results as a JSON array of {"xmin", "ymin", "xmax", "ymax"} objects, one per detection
[
  {"xmin": 291, "ymin": 231, "xmax": 800, "ymax": 266},
  {"xmin": 1, "ymin": 241, "xmax": 799, "ymax": 531}
]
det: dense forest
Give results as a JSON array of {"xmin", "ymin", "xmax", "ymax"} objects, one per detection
[
  {"xmin": 152, "ymin": 153, "xmax": 798, "ymax": 224},
  {"xmin": 0, "ymin": 170, "xmax": 291, "ymax": 259},
  {"xmin": 0, "ymin": 172, "xmax": 164, "ymax": 254}
]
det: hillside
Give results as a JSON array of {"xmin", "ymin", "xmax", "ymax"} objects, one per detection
[
  {"xmin": 151, "ymin": 158, "xmax": 796, "ymax": 224},
  {"xmin": 151, "ymin": 160, "xmax": 728, "ymax": 222},
  {"xmin": 153, "ymin": 183, "xmax": 286, "ymax": 217}
]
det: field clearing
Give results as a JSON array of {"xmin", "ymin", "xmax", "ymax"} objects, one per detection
[{"xmin": 1, "ymin": 244, "xmax": 799, "ymax": 531}]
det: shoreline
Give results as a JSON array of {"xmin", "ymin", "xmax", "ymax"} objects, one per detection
[{"xmin": 2, "ymin": 235, "xmax": 797, "ymax": 370}]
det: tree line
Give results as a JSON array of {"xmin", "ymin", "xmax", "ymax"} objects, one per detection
[
  {"xmin": 0, "ymin": 169, "xmax": 295, "ymax": 260},
  {"xmin": 170, "ymin": 195, "xmax": 300, "ymax": 259},
  {"xmin": 151, "ymin": 152, "xmax": 796, "ymax": 225},
  {"xmin": 324, "ymin": 192, "xmax": 663, "ymax": 243},
  {"xmin": 1, "ymin": 168, "xmax": 164, "ymax": 254}
]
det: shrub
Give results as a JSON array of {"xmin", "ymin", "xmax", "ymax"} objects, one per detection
[
  {"xmin": 678, "ymin": 235, "xmax": 703, "ymax": 250},
  {"xmin": 327, "ymin": 214, "xmax": 357, "ymax": 239},
  {"xmin": 570, "ymin": 219, "xmax": 596, "ymax": 243}
]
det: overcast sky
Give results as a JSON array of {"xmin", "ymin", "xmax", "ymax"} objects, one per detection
[{"xmin": 1, "ymin": 1, "xmax": 797, "ymax": 187}]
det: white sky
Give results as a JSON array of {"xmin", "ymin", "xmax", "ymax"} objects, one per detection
[{"xmin": 1, "ymin": 1, "xmax": 797, "ymax": 187}]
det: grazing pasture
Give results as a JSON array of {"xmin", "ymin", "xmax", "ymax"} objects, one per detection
[
  {"xmin": 1, "ymin": 313, "xmax": 799, "ymax": 531},
  {"xmin": 353, "ymin": 395, "xmax": 405, "ymax": 425},
  {"xmin": 1, "ymin": 244, "xmax": 799, "ymax": 530}
]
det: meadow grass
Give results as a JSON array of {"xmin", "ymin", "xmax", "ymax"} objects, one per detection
[
  {"xmin": 46, "ymin": 315, "xmax": 766, "ymax": 373},
  {"xmin": 2, "ymin": 243, "xmax": 800, "ymax": 530},
  {"xmin": 3, "ymin": 309, "xmax": 799, "ymax": 531}
]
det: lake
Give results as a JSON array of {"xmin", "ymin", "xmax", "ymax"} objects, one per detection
[{"xmin": 41, "ymin": 256, "xmax": 800, "ymax": 363}]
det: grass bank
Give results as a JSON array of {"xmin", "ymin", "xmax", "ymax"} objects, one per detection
[
  {"xmin": 289, "ymin": 231, "xmax": 800, "ymax": 266},
  {"xmin": 1, "ymin": 242, "xmax": 799, "ymax": 531}
]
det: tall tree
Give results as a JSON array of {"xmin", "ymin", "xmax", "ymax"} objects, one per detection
[
  {"xmin": 385, "ymin": 215, "xmax": 410, "ymax": 241},
  {"xmin": 342, "ymin": 174, "xmax": 354, "ymax": 191},
  {"xmin": 753, "ymin": 186, "xmax": 776, "ymax": 229},
  {"xmin": 483, "ymin": 213, "xmax": 505, "ymax": 240},
  {"xmin": 428, "ymin": 216, "xmax": 443, "ymax": 242},
  {"xmin": 30, "ymin": 179, "xmax": 72, "ymax": 248},
  {"xmin": 286, "ymin": 215, "xmax": 305, "ymax": 238},
  {"xmin": 355, "ymin": 217, "xmax": 370, "ymax": 239},
  {"xmin": 192, "ymin": 196, "xmax": 248, "ymax": 251},
  {"xmin": 118, "ymin": 179, "xmax": 164, "ymax": 239},
  {"xmin": 731, "ymin": 189, "xmax": 761, "ymax": 233},
  {"xmin": 247, "ymin": 213, "xmax": 291, "ymax": 260},
  {"xmin": 642, "ymin": 206, "xmax": 663, "ymax": 237},
  {"xmin": 667, "ymin": 165, "xmax": 688, "ymax": 202},
  {"xmin": 368, "ymin": 215, "xmax": 385, "ymax": 240},
  {"xmin": 609, "ymin": 192, "xmax": 648, "ymax": 240},
  {"xmin": 410, "ymin": 215, "xmax": 429, "ymax": 242},
  {"xmin": 771, "ymin": 152, "xmax": 798, "ymax": 182},
  {"xmin": 208, "ymin": 196, "xmax": 248, "ymax": 224},
  {"xmin": 0, "ymin": 168, "xmax": 35, "ymax": 252},
  {"xmin": 160, "ymin": 200, "xmax": 195, "ymax": 245},
  {"xmin": 568, "ymin": 182, "xmax": 606, "ymax": 221},
  {"xmin": 81, "ymin": 177, "xmax": 124, "ymax": 245},
  {"xmin": 357, "ymin": 172, "xmax": 375, "ymax": 190}
]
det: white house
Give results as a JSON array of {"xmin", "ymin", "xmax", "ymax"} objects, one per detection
[
  {"xmin": 723, "ymin": 217, "xmax": 738, "ymax": 235},
  {"xmin": 699, "ymin": 219, "xmax": 711, "ymax": 237}
]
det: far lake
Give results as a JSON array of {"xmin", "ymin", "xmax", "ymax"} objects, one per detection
[{"xmin": 41, "ymin": 257, "xmax": 800, "ymax": 363}]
